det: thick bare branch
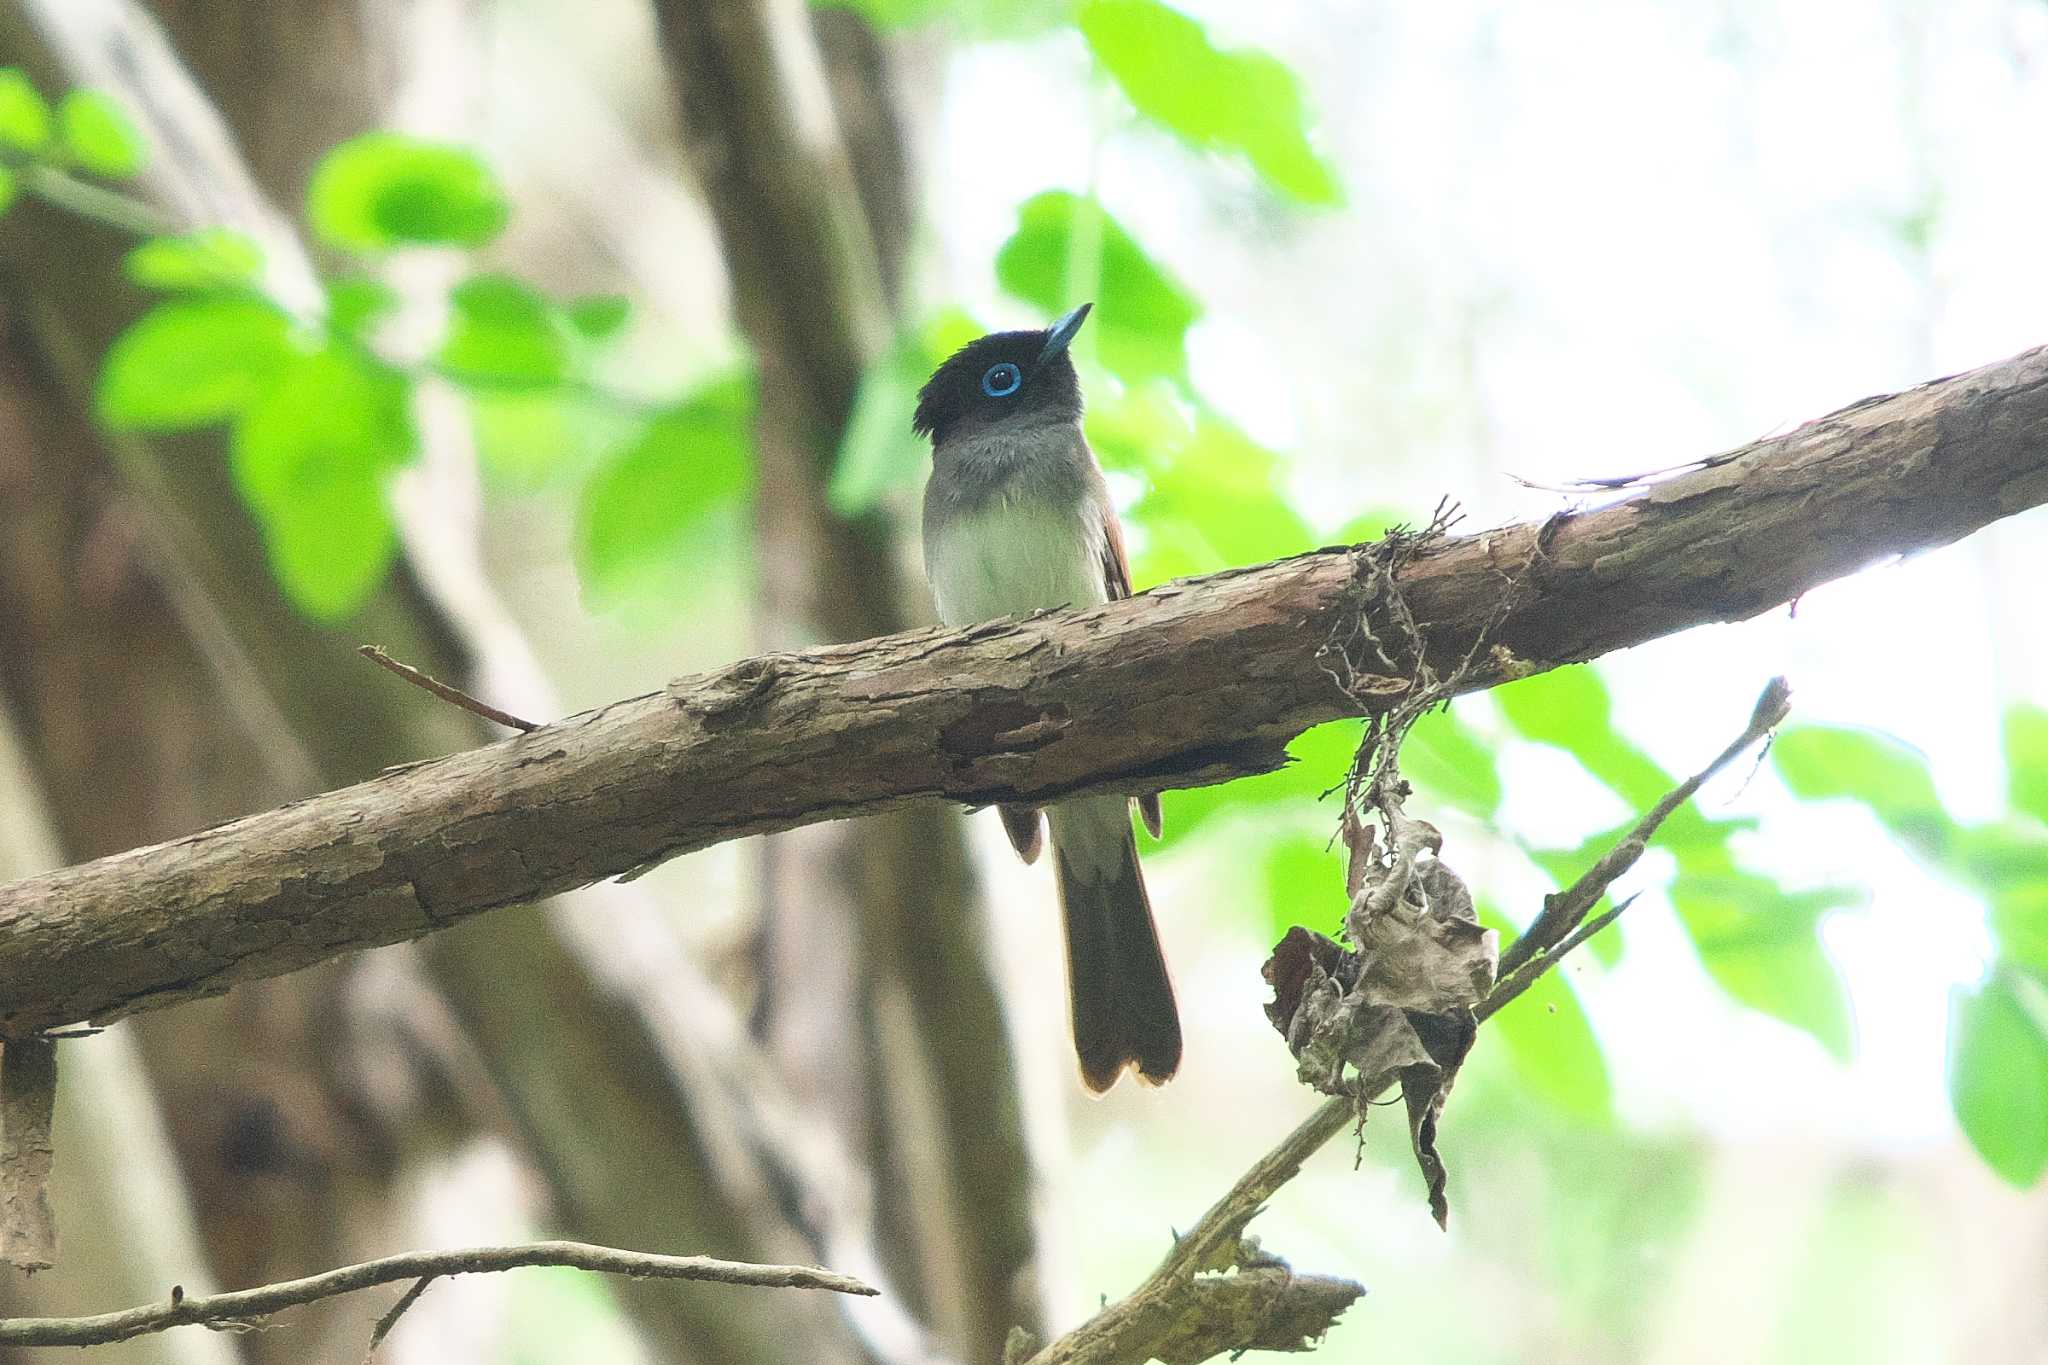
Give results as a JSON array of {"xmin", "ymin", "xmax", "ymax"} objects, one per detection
[
  {"xmin": 2, "ymin": 345, "xmax": 2047, "ymax": 1033},
  {"xmin": 0, "ymin": 1240, "xmax": 876, "ymax": 1349}
]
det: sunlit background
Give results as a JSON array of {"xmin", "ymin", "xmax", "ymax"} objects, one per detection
[{"xmin": 2, "ymin": 0, "xmax": 2045, "ymax": 1362}]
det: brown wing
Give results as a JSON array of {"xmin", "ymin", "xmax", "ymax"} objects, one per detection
[{"xmin": 1097, "ymin": 504, "xmax": 1164, "ymax": 840}]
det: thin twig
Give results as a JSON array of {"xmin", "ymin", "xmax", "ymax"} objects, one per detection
[
  {"xmin": 1476, "ymin": 894, "xmax": 1636, "ymax": 1024},
  {"xmin": 0, "ymin": 1240, "xmax": 876, "ymax": 1348},
  {"xmin": 2, "ymin": 156, "xmax": 173, "ymax": 238},
  {"xmin": 361, "ymin": 1275, "xmax": 436, "ymax": 1363},
  {"xmin": 1499, "ymin": 676, "xmax": 1791, "ymax": 978},
  {"xmin": 357, "ymin": 646, "xmax": 540, "ymax": 733}
]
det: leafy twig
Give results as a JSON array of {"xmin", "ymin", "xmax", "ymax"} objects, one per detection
[{"xmin": 0, "ymin": 1240, "xmax": 877, "ymax": 1348}]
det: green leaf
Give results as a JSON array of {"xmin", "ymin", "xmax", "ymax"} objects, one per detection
[
  {"xmin": 1672, "ymin": 872, "xmax": 1858, "ymax": 1060},
  {"xmin": 1084, "ymin": 380, "xmax": 1193, "ymax": 477},
  {"xmin": 324, "ymin": 276, "xmax": 403, "ymax": 342},
  {"xmin": 470, "ymin": 391, "xmax": 632, "ymax": 493},
  {"xmin": 1078, "ymin": 0, "xmax": 1340, "ymax": 205},
  {"xmin": 230, "ymin": 346, "xmax": 414, "ymax": 618},
  {"xmin": 1155, "ymin": 718, "xmax": 1356, "ymax": 851},
  {"xmin": 1403, "ymin": 706, "xmax": 1502, "ymax": 820},
  {"xmin": 576, "ymin": 376, "xmax": 753, "ymax": 606},
  {"xmin": 0, "ymin": 70, "xmax": 51, "ymax": 151},
  {"xmin": 97, "ymin": 294, "xmax": 296, "ymax": 430},
  {"xmin": 1496, "ymin": 666, "xmax": 1671, "ymax": 808},
  {"xmin": 1480, "ymin": 905, "xmax": 1613, "ymax": 1123},
  {"xmin": 308, "ymin": 133, "xmax": 509, "ymax": 251},
  {"xmin": 1130, "ymin": 413, "xmax": 1309, "ymax": 578},
  {"xmin": 1948, "ymin": 971, "xmax": 2048, "ymax": 1186},
  {"xmin": 814, "ymin": 0, "xmax": 945, "ymax": 24},
  {"xmin": 0, "ymin": 164, "xmax": 16, "ymax": 217},
  {"xmin": 56, "ymin": 90, "xmax": 146, "ymax": 177},
  {"xmin": 565, "ymin": 294, "xmax": 632, "ymax": 342},
  {"xmin": 995, "ymin": 190, "xmax": 1199, "ymax": 384},
  {"xmin": 2005, "ymin": 705, "xmax": 2048, "ymax": 827},
  {"xmin": 1773, "ymin": 724, "xmax": 1954, "ymax": 858},
  {"xmin": 811, "ymin": 0, "xmax": 1068, "ymax": 35},
  {"xmin": 1262, "ymin": 832, "xmax": 1347, "ymax": 940},
  {"xmin": 437, "ymin": 274, "xmax": 569, "ymax": 387},
  {"xmin": 1991, "ymin": 882, "xmax": 2048, "ymax": 983},
  {"xmin": 124, "ymin": 229, "xmax": 264, "ymax": 292},
  {"xmin": 1949, "ymin": 821, "xmax": 2048, "ymax": 894},
  {"xmin": 1500, "ymin": 667, "xmax": 1755, "ymax": 861},
  {"xmin": 829, "ymin": 310, "xmax": 981, "ymax": 514}
]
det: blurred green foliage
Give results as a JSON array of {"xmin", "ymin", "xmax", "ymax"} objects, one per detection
[
  {"xmin": 830, "ymin": 309, "xmax": 983, "ymax": 513},
  {"xmin": 55, "ymin": 90, "xmax": 146, "ymax": 178},
  {"xmin": 1775, "ymin": 716, "xmax": 2048, "ymax": 1186},
  {"xmin": 230, "ymin": 344, "xmax": 414, "ymax": 616},
  {"xmin": 439, "ymin": 274, "xmax": 573, "ymax": 387},
  {"xmin": 1077, "ymin": 0, "xmax": 1341, "ymax": 203},
  {"xmin": 819, "ymin": 0, "xmax": 1340, "ymax": 205},
  {"xmin": 575, "ymin": 376, "xmax": 755, "ymax": 609},
  {"xmin": 99, "ymin": 294, "xmax": 295, "ymax": 428},
  {"xmin": 1481, "ymin": 903, "xmax": 1614, "ymax": 1123},
  {"xmin": 0, "ymin": 68, "xmax": 51, "ymax": 151},
  {"xmin": 306, "ymin": 132, "xmax": 509, "ymax": 251},
  {"xmin": 124, "ymin": 228, "xmax": 265, "ymax": 291},
  {"xmin": 1502, "ymin": 668, "xmax": 1856, "ymax": 1057},
  {"xmin": 996, "ymin": 191, "xmax": 1200, "ymax": 384}
]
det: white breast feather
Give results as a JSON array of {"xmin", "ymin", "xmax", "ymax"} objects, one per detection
[{"xmin": 926, "ymin": 497, "xmax": 1107, "ymax": 628}]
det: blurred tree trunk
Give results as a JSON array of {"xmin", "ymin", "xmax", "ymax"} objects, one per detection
[
  {"xmin": 0, "ymin": 3, "xmax": 876, "ymax": 1362},
  {"xmin": 0, "ymin": 179, "xmax": 408, "ymax": 1365},
  {"xmin": 652, "ymin": 3, "xmax": 1042, "ymax": 1359},
  {"xmin": 0, "ymin": 687, "xmax": 241, "ymax": 1365}
]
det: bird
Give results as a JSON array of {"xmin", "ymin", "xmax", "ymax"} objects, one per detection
[{"xmin": 916, "ymin": 302, "xmax": 1181, "ymax": 1093}]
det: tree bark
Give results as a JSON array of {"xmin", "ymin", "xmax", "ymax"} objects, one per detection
[{"xmin": 4, "ymin": 339, "xmax": 2045, "ymax": 1035}]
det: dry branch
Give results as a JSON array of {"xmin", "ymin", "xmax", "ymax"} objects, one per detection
[
  {"xmin": 1022, "ymin": 676, "xmax": 1795, "ymax": 1363},
  {"xmin": 2, "ymin": 346, "xmax": 2047, "ymax": 1033},
  {"xmin": 0, "ymin": 1240, "xmax": 876, "ymax": 1349}
]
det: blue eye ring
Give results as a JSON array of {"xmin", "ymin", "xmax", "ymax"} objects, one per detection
[{"xmin": 981, "ymin": 362, "xmax": 1022, "ymax": 398}]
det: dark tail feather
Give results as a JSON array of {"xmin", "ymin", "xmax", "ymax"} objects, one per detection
[
  {"xmin": 998, "ymin": 803, "xmax": 1044, "ymax": 863},
  {"xmin": 1050, "ymin": 802, "xmax": 1181, "ymax": 1092}
]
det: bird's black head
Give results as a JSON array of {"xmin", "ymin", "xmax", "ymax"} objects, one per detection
[{"xmin": 913, "ymin": 303, "xmax": 1091, "ymax": 447}]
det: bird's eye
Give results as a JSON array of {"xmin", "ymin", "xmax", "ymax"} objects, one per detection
[{"xmin": 981, "ymin": 362, "xmax": 1022, "ymax": 398}]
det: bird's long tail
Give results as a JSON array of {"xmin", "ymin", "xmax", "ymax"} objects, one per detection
[{"xmin": 1048, "ymin": 795, "xmax": 1182, "ymax": 1092}]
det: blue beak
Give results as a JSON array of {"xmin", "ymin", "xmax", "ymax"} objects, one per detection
[{"xmin": 1038, "ymin": 302, "xmax": 1093, "ymax": 365}]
